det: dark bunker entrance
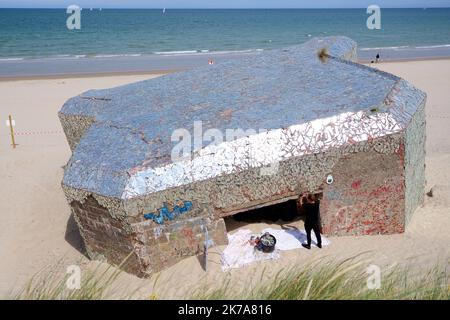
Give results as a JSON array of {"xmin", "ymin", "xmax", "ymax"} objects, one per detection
[
  {"xmin": 223, "ymin": 192, "xmax": 323, "ymax": 233},
  {"xmin": 224, "ymin": 199, "xmax": 302, "ymax": 232}
]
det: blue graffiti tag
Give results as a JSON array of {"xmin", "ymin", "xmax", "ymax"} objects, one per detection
[{"xmin": 143, "ymin": 201, "xmax": 193, "ymax": 224}]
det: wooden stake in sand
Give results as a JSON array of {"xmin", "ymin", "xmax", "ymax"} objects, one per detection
[{"xmin": 7, "ymin": 115, "xmax": 17, "ymax": 148}]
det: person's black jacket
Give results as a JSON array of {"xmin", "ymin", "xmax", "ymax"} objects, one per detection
[{"xmin": 303, "ymin": 200, "xmax": 321, "ymax": 226}]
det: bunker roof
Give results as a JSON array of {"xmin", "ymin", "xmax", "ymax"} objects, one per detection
[{"xmin": 60, "ymin": 36, "xmax": 426, "ymax": 199}]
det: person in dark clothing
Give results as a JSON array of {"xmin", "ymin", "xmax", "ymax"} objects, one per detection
[{"xmin": 301, "ymin": 194, "xmax": 322, "ymax": 249}]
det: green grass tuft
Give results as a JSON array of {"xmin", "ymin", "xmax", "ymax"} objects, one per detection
[
  {"xmin": 6, "ymin": 256, "xmax": 449, "ymax": 300},
  {"xmin": 193, "ymin": 257, "xmax": 450, "ymax": 300}
]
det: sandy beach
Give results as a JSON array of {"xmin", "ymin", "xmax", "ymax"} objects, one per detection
[{"xmin": 0, "ymin": 59, "xmax": 449, "ymax": 299}]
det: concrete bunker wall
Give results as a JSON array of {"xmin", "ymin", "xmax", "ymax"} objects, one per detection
[
  {"xmin": 320, "ymin": 138, "xmax": 406, "ymax": 235},
  {"xmin": 211, "ymin": 132, "xmax": 407, "ymax": 236},
  {"xmin": 69, "ymin": 195, "xmax": 228, "ymax": 277},
  {"xmin": 70, "ymin": 196, "xmax": 147, "ymax": 276},
  {"xmin": 66, "ymin": 131, "xmax": 407, "ymax": 277},
  {"xmin": 124, "ymin": 132, "xmax": 407, "ymax": 236},
  {"xmin": 130, "ymin": 216, "xmax": 227, "ymax": 275},
  {"xmin": 404, "ymin": 100, "xmax": 426, "ymax": 225},
  {"xmin": 59, "ymin": 113, "xmax": 95, "ymax": 151}
]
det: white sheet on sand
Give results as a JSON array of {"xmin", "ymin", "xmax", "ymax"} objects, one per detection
[
  {"xmin": 220, "ymin": 228, "xmax": 330, "ymax": 271},
  {"xmin": 220, "ymin": 229, "xmax": 280, "ymax": 271},
  {"xmin": 262, "ymin": 227, "xmax": 330, "ymax": 250}
]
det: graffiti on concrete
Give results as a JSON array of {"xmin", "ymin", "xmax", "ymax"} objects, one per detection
[
  {"xmin": 144, "ymin": 201, "xmax": 193, "ymax": 224},
  {"xmin": 351, "ymin": 179, "xmax": 362, "ymax": 190},
  {"xmin": 326, "ymin": 189, "xmax": 342, "ymax": 201}
]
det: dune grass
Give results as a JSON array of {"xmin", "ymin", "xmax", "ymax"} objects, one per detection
[
  {"xmin": 6, "ymin": 256, "xmax": 449, "ymax": 300},
  {"xmin": 8, "ymin": 255, "xmax": 146, "ymax": 300},
  {"xmin": 11, "ymin": 264, "xmax": 123, "ymax": 300},
  {"xmin": 193, "ymin": 257, "xmax": 450, "ymax": 300}
]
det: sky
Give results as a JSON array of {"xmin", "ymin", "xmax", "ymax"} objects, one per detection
[{"xmin": 0, "ymin": 0, "xmax": 449, "ymax": 9}]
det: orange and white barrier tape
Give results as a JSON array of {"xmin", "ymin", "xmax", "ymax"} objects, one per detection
[{"xmin": 14, "ymin": 130, "xmax": 63, "ymax": 136}]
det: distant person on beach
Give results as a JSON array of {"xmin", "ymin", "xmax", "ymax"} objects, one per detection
[
  {"xmin": 376, "ymin": 53, "xmax": 380, "ymax": 63},
  {"xmin": 301, "ymin": 193, "xmax": 322, "ymax": 249}
]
